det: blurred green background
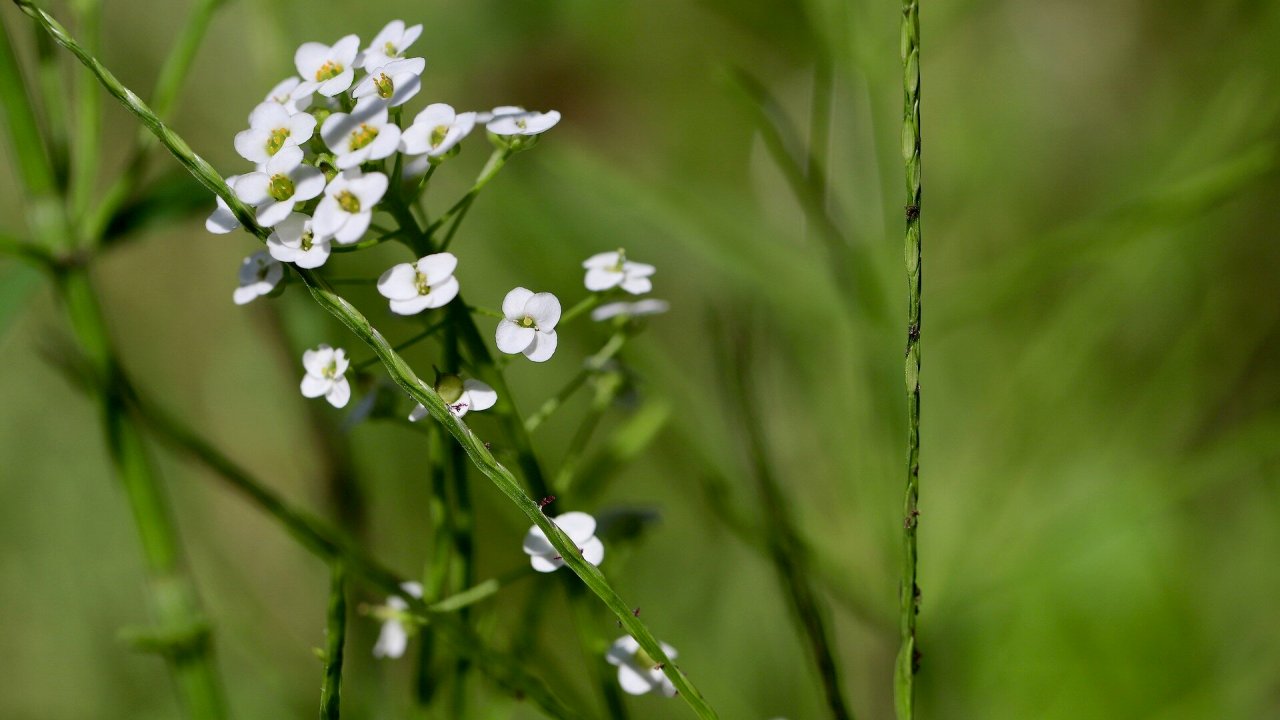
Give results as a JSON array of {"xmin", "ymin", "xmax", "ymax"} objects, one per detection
[{"xmin": 2, "ymin": 0, "xmax": 1279, "ymax": 718}]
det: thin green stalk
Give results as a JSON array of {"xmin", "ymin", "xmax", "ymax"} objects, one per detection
[
  {"xmin": 552, "ymin": 371, "xmax": 625, "ymax": 494},
  {"xmin": 26, "ymin": 6, "xmax": 719, "ymax": 712},
  {"xmin": 428, "ymin": 148, "xmax": 511, "ymax": 251},
  {"xmin": 319, "ymin": 564, "xmax": 347, "ymax": 720},
  {"xmin": 525, "ymin": 330, "xmax": 630, "ymax": 434},
  {"xmin": 806, "ymin": 54, "xmax": 833, "ymax": 240},
  {"xmin": 567, "ymin": 583, "xmax": 630, "ymax": 720},
  {"xmin": 416, "ymin": 422, "xmax": 452, "ymax": 708},
  {"xmin": 896, "ymin": 1, "xmax": 923, "ymax": 718},
  {"xmin": 33, "ymin": 25, "xmax": 69, "ymax": 188},
  {"xmin": 558, "ymin": 294, "xmax": 602, "ymax": 326},
  {"xmin": 69, "ymin": 0, "xmax": 101, "ymax": 224},
  {"xmin": 443, "ymin": 326, "xmax": 476, "ymax": 717},
  {"xmin": 353, "ymin": 319, "xmax": 447, "ymax": 373}
]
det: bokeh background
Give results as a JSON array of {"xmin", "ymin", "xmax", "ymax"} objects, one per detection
[{"xmin": 2, "ymin": 0, "xmax": 1279, "ymax": 718}]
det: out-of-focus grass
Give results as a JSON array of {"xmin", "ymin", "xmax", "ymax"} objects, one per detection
[{"xmin": 1, "ymin": 0, "xmax": 1279, "ymax": 718}]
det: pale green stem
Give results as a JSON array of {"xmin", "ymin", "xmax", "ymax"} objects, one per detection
[
  {"xmin": 318, "ymin": 563, "xmax": 347, "ymax": 720},
  {"xmin": 896, "ymin": 1, "xmax": 923, "ymax": 718},
  {"xmin": 524, "ymin": 330, "xmax": 630, "ymax": 434},
  {"xmin": 559, "ymin": 294, "xmax": 603, "ymax": 326},
  {"xmin": 69, "ymin": 0, "xmax": 100, "ymax": 224},
  {"xmin": 429, "ymin": 148, "xmax": 511, "ymax": 251},
  {"xmin": 33, "ymin": 26, "xmax": 69, "ymax": 188}
]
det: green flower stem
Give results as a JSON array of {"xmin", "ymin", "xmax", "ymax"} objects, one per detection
[
  {"xmin": 443, "ymin": 326, "xmax": 476, "ymax": 717},
  {"xmin": 69, "ymin": 0, "xmax": 101, "ymax": 224},
  {"xmin": 896, "ymin": 1, "xmax": 923, "ymax": 718},
  {"xmin": 466, "ymin": 304, "xmax": 505, "ymax": 319},
  {"xmin": 558, "ymin": 293, "xmax": 603, "ymax": 326},
  {"xmin": 318, "ymin": 563, "xmax": 347, "ymax": 720},
  {"xmin": 428, "ymin": 147, "xmax": 511, "ymax": 251},
  {"xmin": 525, "ymin": 329, "xmax": 630, "ymax": 434},
  {"xmin": 352, "ymin": 319, "xmax": 447, "ymax": 373},
  {"xmin": 27, "ymin": 4, "xmax": 720, "ymax": 712},
  {"xmin": 0, "ymin": 230, "xmax": 57, "ymax": 268},
  {"xmin": 415, "ymin": 423, "xmax": 453, "ymax": 708},
  {"xmin": 33, "ymin": 26, "xmax": 69, "ymax": 187},
  {"xmin": 551, "ymin": 371, "xmax": 625, "ymax": 494},
  {"xmin": 567, "ymin": 583, "xmax": 630, "ymax": 720}
]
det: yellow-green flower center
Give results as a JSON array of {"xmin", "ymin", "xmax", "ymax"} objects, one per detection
[
  {"xmin": 266, "ymin": 127, "xmax": 291, "ymax": 156},
  {"xmin": 430, "ymin": 124, "xmax": 450, "ymax": 148},
  {"xmin": 383, "ymin": 41, "xmax": 399, "ymax": 57},
  {"xmin": 337, "ymin": 190, "xmax": 361, "ymax": 214},
  {"xmin": 349, "ymin": 123, "xmax": 379, "ymax": 151},
  {"xmin": 515, "ymin": 117, "xmax": 528, "ymax": 130},
  {"xmin": 611, "ymin": 247, "xmax": 627, "ymax": 273},
  {"xmin": 373, "ymin": 73, "xmax": 394, "ymax": 99},
  {"xmin": 413, "ymin": 270, "xmax": 432, "ymax": 296},
  {"xmin": 315, "ymin": 60, "xmax": 343, "ymax": 82},
  {"xmin": 300, "ymin": 231, "xmax": 314, "ymax": 251},
  {"xmin": 322, "ymin": 360, "xmax": 338, "ymax": 379},
  {"xmin": 633, "ymin": 647, "xmax": 658, "ymax": 669},
  {"xmin": 268, "ymin": 173, "xmax": 295, "ymax": 201},
  {"xmin": 519, "ymin": 315, "xmax": 536, "ymax": 329}
]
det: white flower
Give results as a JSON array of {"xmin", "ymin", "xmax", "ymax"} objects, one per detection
[
  {"xmin": 262, "ymin": 76, "xmax": 313, "ymax": 115},
  {"xmin": 591, "ymin": 299, "xmax": 670, "ymax": 322},
  {"xmin": 294, "ymin": 35, "xmax": 360, "ymax": 97},
  {"xmin": 300, "ymin": 344, "xmax": 351, "ymax": 408},
  {"xmin": 373, "ymin": 582, "xmax": 422, "ymax": 659},
  {"xmin": 352, "ymin": 57, "xmax": 424, "ymax": 107},
  {"xmin": 233, "ymin": 102, "xmax": 316, "ymax": 164},
  {"xmin": 486, "ymin": 106, "xmax": 561, "ymax": 136},
  {"xmin": 233, "ymin": 251, "xmax": 283, "ymax": 305},
  {"xmin": 521, "ymin": 511, "xmax": 604, "ymax": 573},
  {"xmin": 495, "ymin": 288, "xmax": 560, "ymax": 362},
  {"xmin": 408, "ymin": 377, "xmax": 497, "ymax": 421},
  {"xmin": 361, "ymin": 20, "xmax": 423, "ymax": 70},
  {"xmin": 321, "ymin": 98, "xmax": 403, "ymax": 170},
  {"xmin": 234, "ymin": 146, "xmax": 326, "ymax": 227},
  {"xmin": 400, "ymin": 103, "xmax": 476, "ymax": 159},
  {"xmin": 266, "ymin": 212, "xmax": 332, "ymax": 269},
  {"xmin": 583, "ymin": 249, "xmax": 656, "ymax": 294},
  {"xmin": 206, "ymin": 174, "xmax": 244, "ymax": 234},
  {"xmin": 314, "ymin": 169, "xmax": 387, "ymax": 244},
  {"xmin": 605, "ymin": 636, "xmax": 678, "ymax": 697},
  {"xmin": 376, "ymin": 252, "xmax": 459, "ymax": 315}
]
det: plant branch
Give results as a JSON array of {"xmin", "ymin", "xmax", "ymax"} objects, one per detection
[{"xmin": 318, "ymin": 563, "xmax": 347, "ymax": 720}]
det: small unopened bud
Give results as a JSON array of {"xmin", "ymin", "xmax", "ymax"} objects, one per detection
[{"xmin": 434, "ymin": 372, "xmax": 465, "ymax": 404}]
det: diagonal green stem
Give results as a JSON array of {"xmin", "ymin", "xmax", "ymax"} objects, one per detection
[
  {"xmin": 896, "ymin": 1, "xmax": 923, "ymax": 718},
  {"xmin": 17, "ymin": 4, "xmax": 720, "ymax": 714},
  {"xmin": 524, "ymin": 329, "xmax": 630, "ymax": 434},
  {"xmin": 318, "ymin": 563, "xmax": 347, "ymax": 720}
]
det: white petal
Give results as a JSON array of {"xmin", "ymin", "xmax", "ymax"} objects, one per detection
[
  {"xmin": 373, "ymin": 620, "xmax": 408, "ymax": 659},
  {"xmin": 398, "ymin": 122, "xmax": 431, "ymax": 155},
  {"xmin": 501, "ymin": 286, "xmax": 534, "ymax": 319},
  {"xmin": 617, "ymin": 664, "xmax": 658, "ymax": 695},
  {"xmin": 529, "ymin": 553, "xmax": 563, "ymax": 573},
  {"xmin": 266, "ymin": 145, "xmax": 304, "ymax": 174},
  {"xmin": 331, "ymin": 34, "xmax": 361, "ymax": 65},
  {"xmin": 413, "ymin": 102, "xmax": 455, "ymax": 128},
  {"xmin": 416, "ymin": 252, "xmax": 457, "ymax": 284},
  {"xmin": 205, "ymin": 200, "xmax": 239, "ymax": 234},
  {"xmin": 291, "ymin": 165, "xmax": 327, "ymax": 201},
  {"xmin": 294, "ymin": 41, "xmax": 330, "ymax": 78},
  {"xmin": 313, "ymin": 198, "xmax": 344, "ymax": 237},
  {"xmin": 387, "ymin": 73, "xmax": 420, "ymax": 107},
  {"xmin": 350, "ymin": 172, "xmax": 389, "ymax": 206},
  {"xmin": 321, "ymin": 111, "xmax": 354, "ymax": 153},
  {"xmin": 267, "ymin": 235, "xmax": 299, "ymax": 263},
  {"xmin": 495, "ymin": 320, "xmax": 535, "ymax": 354},
  {"xmin": 303, "ymin": 345, "xmax": 333, "ymax": 375},
  {"xmin": 334, "ymin": 210, "xmax": 371, "ymax": 244},
  {"xmin": 377, "ymin": 263, "xmax": 420, "ymax": 300},
  {"xmin": 400, "ymin": 24, "xmax": 423, "ymax": 50},
  {"xmin": 287, "ymin": 112, "xmax": 317, "ymax": 143},
  {"xmin": 583, "ymin": 251, "xmax": 620, "ymax": 269},
  {"xmin": 624, "ymin": 261, "xmax": 656, "ymax": 277},
  {"xmin": 248, "ymin": 101, "xmax": 290, "ymax": 130},
  {"xmin": 300, "ymin": 373, "xmax": 330, "ymax": 398},
  {"xmin": 364, "ymin": 124, "xmax": 402, "ymax": 161},
  {"xmin": 522, "ymin": 330, "xmax": 557, "ymax": 362},
  {"xmin": 554, "ymin": 512, "xmax": 597, "ymax": 543},
  {"xmin": 620, "ymin": 275, "xmax": 653, "ymax": 295},
  {"xmin": 407, "ymin": 404, "xmax": 428, "ymax": 422},
  {"xmin": 526, "ymin": 293, "xmax": 561, "ymax": 329},
  {"xmin": 462, "ymin": 380, "xmax": 497, "ymax": 412},
  {"xmin": 232, "ymin": 285, "xmax": 262, "ymax": 305},
  {"xmin": 631, "ymin": 299, "xmax": 670, "ymax": 316},
  {"xmin": 255, "ymin": 199, "xmax": 294, "ymax": 228},
  {"xmin": 580, "ymin": 536, "xmax": 605, "ymax": 567},
  {"xmin": 326, "ymin": 377, "xmax": 351, "ymax": 408},
  {"xmin": 295, "ymin": 239, "xmax": 331, "ymax": 269},
  {"xmin": 233, "ymin": 128, "xmax": 270, "ymax": 164},
  {"xmin": 522, "ymin": 525, "xmax": 554, "ymax": 556},
  {"xmin": 591, "ymin": 302, "xmax": 631, "ymax": 322},
  {"xmin": 389, "ymin": 295, "xmax": 434, "ymax": 316},
  {"xmin": 235, "ymin": 173, "xmax": 270, "ymax": 205},
  {"xmin": 524, "ymin": 110, "xmax": 561, "ymax": 134},
  {"xmin": 421, "ymin": 276, "xmax": 459, "ymax": 309},
  {"xmin": 318, "ymin": 68, "xmax": 355, "ymax": 97},
  {"xmin": 585, "ymin": 267, "xmax": 622, "ymax": 291},
  {"xmin": 401, "ymin": 581, "xmax": 424, "ymax": 599},
  {"xmin": 607, "ymin": 635, "xmax": 641, "ymax": 664}
]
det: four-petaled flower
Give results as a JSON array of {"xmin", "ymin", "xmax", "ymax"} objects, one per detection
[
  {"xmin": 314, "ymin": 169, "xmax": 388, "ymax": 244},
  {"xmin": 486, "ymin": 106, "xmax": 561, "ymax": 136},
  {"xmin": 400, "ymin": 103, "xmax": 476, "ymax": 160},
  {"xmin": 496, "ymin": 288, "xmax": 560, "ymax": 362},
  {"xmin": 409, "ymin": 375, "xmax": 497, "ymax": 421},
  {"xmin": 261, "ymin": 76, "xmax": 313, "ymax": 115},
  {"xmin": 294, "ymin": 34, "xmax": 361, "ymax": 97},
  {"xmin": 300, "ymin": 344, "xmax": 352, "ymax": 408},
  {"xmin": 233, "ymin": 251, "xmax": 283, "ymax": 305},
  {"xmin": 591, "ymin": 299, "xmax": 670, "ymax": 322},
  {"xmin": 582, "ymin": 249, "xmax": 656, "ymax": 294},
  {"xmin": 373, "ymin": 582, "xmax": 422, "ymax": 659},
  {"xmin": 605, "ymin": 636, "xmax": 678, "ymax": 697},
  {"xmin": 234, "ymin": 102, "xmax": 316, "ymax": 165},
  {"xmin": 376, "ymin": 252, "xmax": 460, "ymax": 315},
  {"xmin": 361, "ymin": 20, "xmax": 423, "ymax": 71},
  {"xmin": 266, "ymin": 212, "xmax": 333, "ymax": 269},
  {"xmin": 352, "ymin": 57, "xmax": 425, "ymax": 107},
  {"xmin": 234, "ymin": 146, "xmax": 326, "ymax": 227},
  {"xmin": 321, "ymin": 98, "xmax": 403, "ymax": 169},
  {"xmin": 521, "ymin": 511, "xmax": 604, "ymax": 572}
]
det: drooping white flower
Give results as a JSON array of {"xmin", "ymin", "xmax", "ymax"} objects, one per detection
[
  {"xmin": 294, "ymin": 35, "xmax": 361, "ymax": 97},
  {"xmin": 522, "ymin": 511, "xmax": 604, "ymax": 573},
  {"xmin": 400, "ymin": 103, "xmax": 476, "ymax": 160},
  {"xmin": 300, "ymin": 344, "xmax": 351, "ymax": 408},
  {"xmin": 605, "ymin": 636, "xmax": 678, "ymax": 697},
  {"xmin": 314, "ymin": 169, "xmax": 388, "ymax": 244},
  {"xmin": 582, "ymin": 249, "xmax": 656, "ymax": 294},
  {"xmin": 486, "ymin": 106, "xmax": 561, "ymax": 136},
  {"xmin": 352, "ymin": 57, "xmax": 425, "ymax": 107},
  {"xmin": 495, "ymin": 288, "xmax": 560, "ymax": 362},
  {"xmin": 376, "ymin": 252, "xmax": 459, "ymax": 315},
  {"xmin": 321, "ymin": 98, "xmax": 403, "ymax": 170},
  {"xmin": 373, "ymin": 581, "xmax": 422, "ymax": 659},
  {"xmin": 591, "ymin": 299, "xmax": 670, "ymax": 322},
  {"xmin": 233, "ymin": 102, "xmax": 316, "ymax": 164},
  {"xmin": 408, "ymin": 376, "xmax": 497, "ymax": 421},
  {"xmin": 234, "ymin": 146, "xmax": 326, "ymax": 227},
  {"xmin": 266, "ymin": 212, "xmax": 333, "ymax": 269},
  {"xmin": 206, "ymin": 174, "xmax": 245, "ymax": 234},
  {"xmin": 262, "ymin": 76, "xmax": 313, "ymax": 115},
  {"xmin": 361, "ymin": 20, "xmax": 423, "ymax": 70},
  {"xmin": 233, "ymin": 251, "xmax": 283, "ymax": 305}
]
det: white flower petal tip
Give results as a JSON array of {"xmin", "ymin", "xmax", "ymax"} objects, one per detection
[
  {"xmin": 522, "ymin": 512, "xmax": 603, "ymax": 573},
  {"xmin": 606, "ymin": 636, "xmax": 678, "ymax": 697},
  {"xmin": 400, "ymin": 104, "xmax": 477, "ymax": 159},
  {"xmin": 591, "ymin": 299, "xmax": 670, "ymax": 323},
  {"xmin": 361, "ymin": 20, "xmax": 423, "ymax": 70},
  {"xmin": 266, "ymin": 212, "xmax": 332, "ymax": 269},
  {"xmin": 321, "ymin": 98, "xmax": 403, "ymax": 168},
  {"xmin": 486, "ymin": 107, "xmax": 561, "ymax": 136},
  {"xmin": 300, "ymin": 344, "xmax": 351, "ymax": 408},
  {"xmin": 295, "ymin": 35, "xmax": 361, "ymax": 97},
  {"xmin": 372, "ymin": 582, "xmax": 424, "ymax": 659},
  {"xmin": 233, "ymin": 251, "xmax": 283, "ymax": 305},
  {"xmin": 315, "ymin": 169, "xmax": 387, "ymax": 245},
  {"xmin": 496, "ymin": 288, "xmax": 561, "ymax": 361},
  {"xmin": 376, "ymin": 252, "xmax": 459, "ymax": 315},
  {"xmin": 583, "ymin": 249, "xmax": 655, "ymax": 295}
]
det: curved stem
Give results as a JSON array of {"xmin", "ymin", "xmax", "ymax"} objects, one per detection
[{"xmin": 318, "ymin": 563, "xmax": 347, "ymax": 720}]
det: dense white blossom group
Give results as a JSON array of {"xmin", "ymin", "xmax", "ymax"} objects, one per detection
[{"xmin": 212, "ymin": 19, "xmax": 677, "ymax": 699}]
